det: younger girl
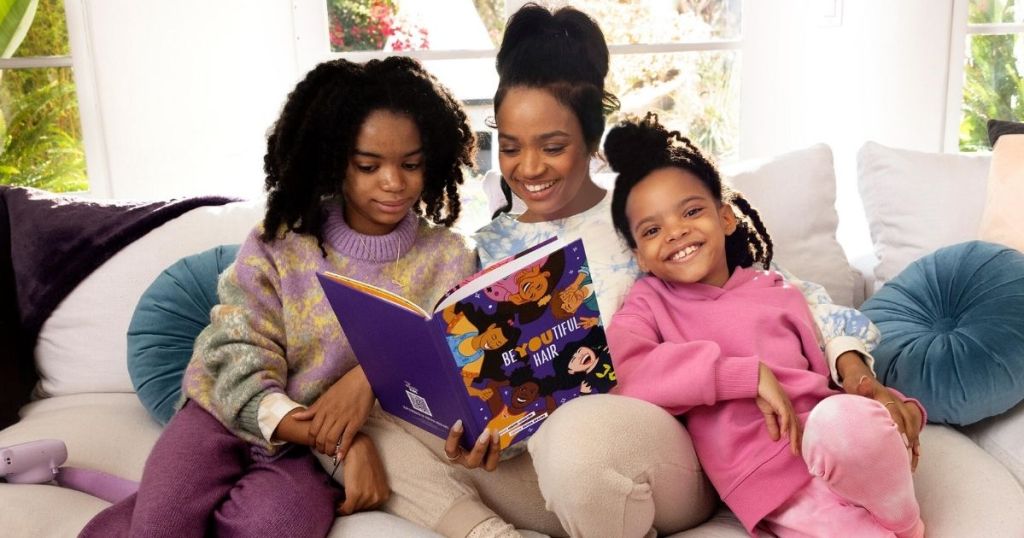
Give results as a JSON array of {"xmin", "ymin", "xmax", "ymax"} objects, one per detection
[
  {"xmin": 605, "ymin": 114, "xmax": 926, "ymax": 537},
  {"xmin": 80, "ymin": 56, "xmax": 479, "ymax": 537}
]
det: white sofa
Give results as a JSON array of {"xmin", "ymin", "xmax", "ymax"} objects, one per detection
[{"xmin": 2, "ymin": 141, "xmax": 1023, "ymax": 537}]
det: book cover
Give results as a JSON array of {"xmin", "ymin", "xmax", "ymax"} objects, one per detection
[{"xmin": 317, "ymin": 238, "xmax": 616, "ymax": 453}]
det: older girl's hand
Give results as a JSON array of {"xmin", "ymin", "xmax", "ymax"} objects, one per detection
[
  {"xmin": 337, "ymin": 433, "xmax": 390, "ymax": 515},
  {"xmin": 443, "ymin": 420, "xmax": 501, "ymax": 471},
  {"xmin": 292, "ymin": 365, "xmax": 375, "ymax": 458}
]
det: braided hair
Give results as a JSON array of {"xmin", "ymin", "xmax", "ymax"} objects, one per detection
[
  {"xmin": 490, "ymin": 3, "xmax": 619, "ymax": 218},
  {"xmin": 261, "ymin": 56, "xmax": 475, "ymax": 249},
  {"xmin": 605, "ymin": 113, "xmax": 773, "ymax": 273}
]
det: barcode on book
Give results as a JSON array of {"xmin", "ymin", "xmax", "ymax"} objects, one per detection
[{"xmin": 406, "ymin": 390, "xmax": 432, "ymax": 417}]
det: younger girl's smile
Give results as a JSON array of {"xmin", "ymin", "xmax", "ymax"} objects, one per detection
[{"xmin": 626, "ymin": 167, "xmax": 737, "ymax": 287}]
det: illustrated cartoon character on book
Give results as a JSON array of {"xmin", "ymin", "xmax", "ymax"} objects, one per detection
[
  {"xmin": 549, "ymin": 261, "xmax": 600, "ymax": 329},
  {"xmin": 485, "ymin": 249, "xmax": 566, "ymax": 326},
  {"xmin": 442, "ymin": 302, "xmax": 522, "ymax": 401},
  {"xmin": 552, "ymin": 326, "xmax": 616, "ymax": 397},
  {"xmin": 481, "ymin": 365, "xmax": 558, "ymax": 450}
]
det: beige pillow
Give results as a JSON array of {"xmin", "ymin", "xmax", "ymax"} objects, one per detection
[{"xmin": 978, "ymin": 134, "xmax": 1024, "ymax": 251}]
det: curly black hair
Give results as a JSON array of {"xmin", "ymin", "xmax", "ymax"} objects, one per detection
[
  {"xmin": 261, "ymin": 56, "xmax": 475, "ymax": 248},
  {"xmin": 490, "ymin": 3, "xmax": 620, "ymax": 218},
  {"xmin": 605, "ymin": 113, "xmax": 774, "ymax": 273}
]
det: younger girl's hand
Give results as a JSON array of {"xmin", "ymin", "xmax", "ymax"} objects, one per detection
[
  {"xmin": 443, "ymin": 420, "xmax": 501, "ymax": 472},
  {"xmin": 292, "ymin": 365, "xmax": 375, "ymax": 458},
  {"xmin": 338, "ymin": 433, "xmax": 390, "ymax": 515},
  {"xmin": 756, "ymin": 362, "xmax": 802, "ymax": 455},
  {"xmin": 847, "ymin": 375, "xmax": 923, "ymax": 471}
]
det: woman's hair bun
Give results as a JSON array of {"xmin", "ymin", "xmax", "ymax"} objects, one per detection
[
  {"xmin": 496, "ymin": 3, "xmax": 609, "ymax": 89},
  {"xmin": 603, "ymin": 113, "xmax": 674, "ymax": 177}
]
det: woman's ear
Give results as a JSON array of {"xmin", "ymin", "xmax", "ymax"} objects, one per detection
[{"xmin": 721, "ymin": 204, "xmax": 738, "ymax": 236}]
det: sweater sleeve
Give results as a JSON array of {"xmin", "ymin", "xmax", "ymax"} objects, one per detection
[
  {"xmin": 186, "ymin": 234, "xmax": 292, "ymax": 442},
  {"xmin": 772, "ymin": 263, "xmax": 880, "ymax": 384},
  {"xmin": 607, "ymin": 307, "xmax": 761, "ymax": 416}
]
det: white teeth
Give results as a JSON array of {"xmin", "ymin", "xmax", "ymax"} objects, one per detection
[
  {"xmin": 524, "ymin": 181, "xmax": 555, "ymax": 193},
  {"xmin": 669, "ymin": 245, "xmax": 699, "ymax": 261}
]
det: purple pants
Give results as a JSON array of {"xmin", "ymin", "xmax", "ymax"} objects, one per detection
[
  {"xmin": 761, "ymin": 394, "xmax": 925, "ymax": 538},
  {"xmin": 79, "ymin": 401, "xmax": 342, "ymax": 538}
]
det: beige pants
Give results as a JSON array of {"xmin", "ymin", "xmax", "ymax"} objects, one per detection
[{"xmin": 321, "ymin": 395, "xmax": 715, "ymax": 538}]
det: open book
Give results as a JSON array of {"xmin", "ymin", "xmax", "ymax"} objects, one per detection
[{"xmin": 317, "ymin": 237, "xmax": 616, "ymax": 453}]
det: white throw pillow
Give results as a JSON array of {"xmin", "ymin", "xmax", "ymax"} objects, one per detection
[
  {"xmin": 722, "ymin": 144, "xmax": 857, "ymax": 307},
  {"xmin": 35, "ymin": 199, "xmax": 265, "ymax": 397},
  {"xmin": 857, "ymin": 142, "xmax": 990, "ymax": 286}
]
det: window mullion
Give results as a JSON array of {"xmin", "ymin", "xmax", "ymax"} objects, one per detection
[{"xmin": 0, "ymin": 56, "xmax": 74, "ymax": 69}]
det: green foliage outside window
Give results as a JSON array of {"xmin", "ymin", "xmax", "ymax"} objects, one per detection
[
  {"xmin": 0, "ymin": 0, "xmax": 86, "ymax": 192},
  {"xmin": 960, "ymin": 0, "xmax": 1023, "ymax": 151}
]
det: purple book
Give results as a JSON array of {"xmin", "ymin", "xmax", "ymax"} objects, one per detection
[{"xmin": 317, "ymin": 238, "xmax": 616, "ymax": 453}]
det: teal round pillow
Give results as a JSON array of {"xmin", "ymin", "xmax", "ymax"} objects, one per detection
[
  {"xmin": 861, "ymin": 241, "xmax": 1024, "ymax": 425},
  {"xmin": 127, "ymin": 244, "xmax": 239, "ymax": 424}
]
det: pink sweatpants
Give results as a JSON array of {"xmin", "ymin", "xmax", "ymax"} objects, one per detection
[{"xmin": 760, "ymin": 394, "xmax": 925, "ymax": 538}]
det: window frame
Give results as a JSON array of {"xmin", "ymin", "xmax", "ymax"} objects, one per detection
[
  {"xmin": 0, "ymin": 0, "xmax": 108, "ymax": 195},
  {"xmin": 944, "ymin": 0, "xmax": 1024, "ymax": 152},
  {"xmin": 291, "ymin": 1, "xmax": 742, "ymax": 169}
]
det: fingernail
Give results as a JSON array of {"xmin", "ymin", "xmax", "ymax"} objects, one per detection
[
  {"xmin": 902, "ymin": 433, "xmax": 910, "ymax": 447},
  {"xmin": 453, "ymin": 419, "xmax": 463, "ymax": 432},
  {"xmin": 477, "ymin": 429, "xmax": 491, "ymax": 444}
]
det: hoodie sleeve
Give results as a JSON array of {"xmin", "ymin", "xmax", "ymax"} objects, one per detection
[{"xmin": 607, "ymin": 295, "xmax": 761, "ymax": 416}]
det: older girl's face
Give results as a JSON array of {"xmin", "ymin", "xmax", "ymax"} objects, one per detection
[
  {"xmin": 343, "ymin": 109, "xmax": 425, "ymax": 235},
  {"xmin": 495, "ymin": 87, "xmax": 602, "ymax": 222}
]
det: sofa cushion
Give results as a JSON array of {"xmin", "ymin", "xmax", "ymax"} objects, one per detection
[
  {"xmin": 127, "ymin": 245, "xmax": 240, "ymax": 424},
  {"xmin": 861, "ymin": 241, "xmax": 1024, "ymax": 425},
  {"xmin": 35, "ymin": 200, "xmax": 264, "ymax": 398},
  {"xmin": 977, "ymin": 127, "xmax": 1024, "ymax": 252},
  {"xmin": 721, "ymin": 144, "xmax": 857, "ymax": 307},
  {"xmin": 856, "ymin": 142, "xmax": 990, "ymax": 287},
  {"xmin": 962, "ymin": 398, "xmax": 1024, "ymax": 488}
]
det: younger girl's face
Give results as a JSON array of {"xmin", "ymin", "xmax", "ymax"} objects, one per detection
[
  {"xmin": 626, "ymin": 167, "xmax": 737, "ymax": 287},
  {"xmin": 495, "ymin": 87, "xmax": 599, "ymax": 222},
  {"xmin": 343, "ymin": 109, "xmax": 425, "ymax": 235}
]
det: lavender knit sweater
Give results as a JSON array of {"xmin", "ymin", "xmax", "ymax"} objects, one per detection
[{"xmin": 183, "ymin": 202, "xmax": 477, "ymax": 449}]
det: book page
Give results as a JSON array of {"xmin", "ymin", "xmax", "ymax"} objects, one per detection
[{"xmin": 321, "ymin": 271, "xmax": 429, "ymax": 318}]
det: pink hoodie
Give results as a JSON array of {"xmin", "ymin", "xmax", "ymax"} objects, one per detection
[{"xmin": 607, "ymin": 267, "xmax": 838, "ymax": 532}]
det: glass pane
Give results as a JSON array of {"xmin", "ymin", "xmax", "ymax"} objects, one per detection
[
  {"xmin": 0, "ymin": 67, "xmax": 88, "ymax": 192},
  {"xmin": 607, "ymin": 51, "xmax": 740, "ymax": 161},
  {"xmin": 327, "ymin": 0, "xmax": 496, "ymax": 52},
  {"xmin": 959, "ymin": 33, "xmax": 1024, "ymax": 151},
  {"xmin": 968, "ymin": 0, "xmax": 1021, "ymax": 24},
  {"xmin": 11, "ymin": 0, "xmax": 71, "ymax": 57},
  {"xmin": 547, "ymin": 0, "xmax": 742, "ymax": 43}
]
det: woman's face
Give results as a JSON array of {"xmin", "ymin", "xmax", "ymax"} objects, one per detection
[
  {"xmin": 343, "ymin": 109, "xmax": 424, "ymax": 235},
  {"xmin": 495, "ymin": 87, "xmax": 596, "ymax": 222}
]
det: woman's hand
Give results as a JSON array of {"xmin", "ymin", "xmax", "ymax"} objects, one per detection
[
  {"xmin": 757, "ymin": 362, "xmax": 802, "ymax": 455},
  {"xmin": 291, "ymin": 365, "xmax": 375, "ymax": 458},
  {"xmin": 337, "ymin": 433, "xmax": 390, "ymax": 516},
  {"xmin": 846, "ymin": 373, "xmax": 923, "ymax": 471},
  {"xmin": 443, "ymin": 420, "xmax": 501, "ymax": 471}
]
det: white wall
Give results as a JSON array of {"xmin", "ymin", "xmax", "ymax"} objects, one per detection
[
  {"xmin": 67, "ymin": 0, "xmax": 302, "ymax": 200},
  {"xmin": 741, "ymin": 0, "xmax": 956, "ymax": 258}
]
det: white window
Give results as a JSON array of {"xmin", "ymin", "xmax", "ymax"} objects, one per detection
[
  {"xmin": 0, "ymin": 0, "xmax": 89, "ymax": 192},
  {"xmin": 946, "ymin": 0, "xmax": 1023, "ymax": 152}
]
